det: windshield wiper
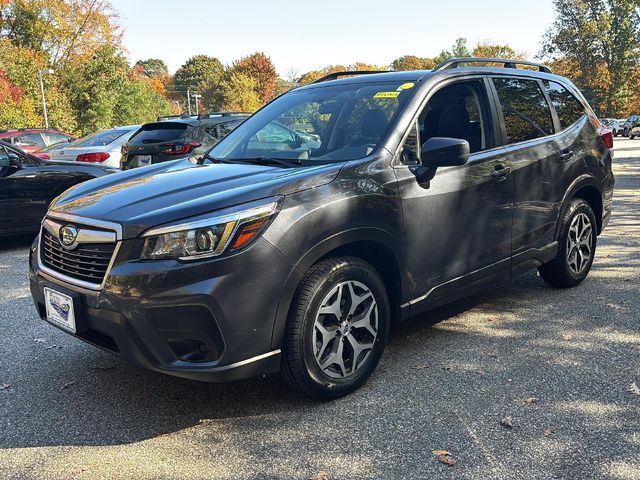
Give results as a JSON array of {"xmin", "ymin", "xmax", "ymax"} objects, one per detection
[
  {"xmin": 229, "ymin": 157, "xmax": 302, "ymax": 168},
  {"xmin": 198, "ymin": 154, "xmax": 301, "ymax": 168},
  {"xmin": 197, "ymin": 153, "xmax": 245, "ymax": 165}
]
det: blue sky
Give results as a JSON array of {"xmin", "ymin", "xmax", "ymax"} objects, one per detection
[{"xmin": 110, "ymin": 0, "xmax": 556, "ymax": 76}]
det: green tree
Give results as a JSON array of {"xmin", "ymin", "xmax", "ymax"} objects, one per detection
[
  {"xmin": 541, "ymin": 0, "xmax": 640, "ymax": 115},
  {"xmin": 134, "ymin": 58, "xmax": 169, "ymax": 78},
  {"xmin": 173, "ymin": 54, "xmax": 224, "ymax": 97}
]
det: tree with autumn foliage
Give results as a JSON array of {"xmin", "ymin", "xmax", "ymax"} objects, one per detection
[
  {"xmin": 541, "ymin": 0, "xmax": 640, "ymax": 116},
  {"xmin": 231, "ymin": 52, "xmax": 278, "ymax": 103}
]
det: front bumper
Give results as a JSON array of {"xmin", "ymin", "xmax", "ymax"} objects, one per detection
[{"xmin": 30, "ymin": 234, "xmax": 296, "ymax": 382}]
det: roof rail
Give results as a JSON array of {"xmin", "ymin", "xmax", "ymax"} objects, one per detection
[
  {"xmin": 312, "ymin": 70, "xmax": 390, "ymax": 84},
  {"xmin": 197, "ymin": 112, "xmax": 250, "ymax": 119},
  {"xmin": 434, "ymin": 57, "xmax": 553, "ymax": 74}
]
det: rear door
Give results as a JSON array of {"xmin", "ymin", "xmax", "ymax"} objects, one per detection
[
  {"xmin": 395, "ymin": 77, "xmax": 514, "ymax": 307},
  {"xmin": 491, "ymin": 76, "xmax": 577, "ymax": 264}
]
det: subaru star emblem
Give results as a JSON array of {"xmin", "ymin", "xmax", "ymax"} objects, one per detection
[{"xmin": 59, "ymin": 225, "xmax": 78, "ymax": 247}]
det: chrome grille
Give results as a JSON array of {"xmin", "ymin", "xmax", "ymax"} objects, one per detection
[{"xmin": 41, "ymin": 229, "xmax": 116, "ymax": 285}]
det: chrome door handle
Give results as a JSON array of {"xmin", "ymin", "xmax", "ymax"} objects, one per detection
[
  {"xmin": 560, "ymin": 150, "xmax": 574, "ymax": 161},
  {"xmin": 491, "ymin": 164, "xmax": 512, "ymax": 181}
]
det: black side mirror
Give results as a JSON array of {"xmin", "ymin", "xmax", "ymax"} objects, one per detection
[
  {"xmin": 421, "ymin": 137, "xmax": 470, "ymax": 168},
  {"xmin": 413, "ymin": 137, "xmax": 470, "ymax": 185}
]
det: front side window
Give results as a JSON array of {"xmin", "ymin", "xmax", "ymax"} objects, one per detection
[
  {"xmin": 211, "ymin": 82, "xmax": 417, "ymax": 163},
  {"xmin": 542, "ymin": 81, "xmax": 585, "ymax": 130},
  {"xmin": 13, "ymin": 133, "xmax": 45, "ymax": 148},
  {"xmin": 493, "ymin": 78, "xmax": 554, "ymax": 144},
  {"xmin": 398, "ymin": 79, "xmax": 492, "ymax": 165}
]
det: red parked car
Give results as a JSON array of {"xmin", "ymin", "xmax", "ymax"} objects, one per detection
[{"xmin": 0, "ymin": 128, "xmax": 76, "ymax": 154}]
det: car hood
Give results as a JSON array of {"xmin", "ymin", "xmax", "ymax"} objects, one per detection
[{"xmin": 49, "ymin": 158, "xmax": 342, "ymax": 238}]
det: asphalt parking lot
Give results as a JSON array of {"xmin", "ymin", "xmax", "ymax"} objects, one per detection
[{"xmin": 1, "ymin": 138, "xmax": 639, "ymax": 480}]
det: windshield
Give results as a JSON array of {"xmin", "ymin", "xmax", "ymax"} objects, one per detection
[
  {"xmin": 72, "ymin": 128, "xmax": 135, "ymax": 148},
  {"xmin": 210, "ymin": 81, "xmax": 417, "ymax": 163}
]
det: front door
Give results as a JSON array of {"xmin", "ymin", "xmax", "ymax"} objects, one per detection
[
  {"xmin": 0, "ymin": 146, "xmax": 46, "ymax": 234},
  {"xmin": 394, "ymin": 78, "xmax": 514, "ymax": 312}
]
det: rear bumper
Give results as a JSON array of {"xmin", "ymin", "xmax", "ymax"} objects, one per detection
[{"xmin": 29, "ymin": 235, "xmax": 294, "ymax": 382}]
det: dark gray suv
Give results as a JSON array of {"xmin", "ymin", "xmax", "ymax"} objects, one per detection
[{"xmin": 29, "ymin": 58, "xmax": 615, "ymax": 399}]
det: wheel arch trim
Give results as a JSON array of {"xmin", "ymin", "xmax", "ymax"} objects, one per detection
[
  {"xmin": 556, "ymin": 174, "xmax": 604, "ymax": 238},
  {"xmin": 269, "ymin": 227, "xmax": 406, "ymax": 351}
]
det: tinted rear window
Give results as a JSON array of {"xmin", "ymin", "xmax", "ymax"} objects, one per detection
[
  {"xmin": 128, "ymin": 123, "xmax": 190, "ymax": 144},
  {"xmin": 542, "ymin": 81, "xmax": 585, "ymax": 130},
  {"xmin": 493, "ymin": 78, "xmax": 554, "ymax": 144}
]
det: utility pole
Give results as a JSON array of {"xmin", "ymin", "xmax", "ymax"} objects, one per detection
[
  {"xmin": 38, "ymin": 69, "xmax": 55, "ymax": 129},
  {"xmin": 192, "ymin": 94, "xmax": 202, "ymax": 115},
  {"xmin": 187, "ymin": 89, "xmax": 192, "ymax": 115}
]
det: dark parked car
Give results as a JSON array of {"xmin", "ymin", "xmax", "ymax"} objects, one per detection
[
  {"xmin": 0, "ymin": 128, "xmax": 76, "ymax": 154},
  {"xmin": 120, "ymin": 113, "xmax": 249, "ymax": 169},
  {"xmin": 0, "ymin": 140, "xmax": 112, "ymax": 237},
  {"xmin": 30, "ymin": 58, "xmax": 614, "ymax": 399},
  {"xmin": 621, "ymin": 115, "xmax": 640, "ymax": 137}
]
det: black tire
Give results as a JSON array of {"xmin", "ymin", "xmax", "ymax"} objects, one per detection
[
  {"xmin": 281, "ymin": 256, "xmax": 390, "ymax": 399},
  {"xmin": 539, "ymin": 199, "xmax": 597, "ymax": 288}
]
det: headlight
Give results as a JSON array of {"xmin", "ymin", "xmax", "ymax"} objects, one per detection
[{"xmin": 140, "ymin": 197, "xmax": 282, "ymax": 260}]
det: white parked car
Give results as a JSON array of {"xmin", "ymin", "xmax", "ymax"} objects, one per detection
[{"xmin": 37, "ymin": 125, "xmax": 141, "ymax": 168}]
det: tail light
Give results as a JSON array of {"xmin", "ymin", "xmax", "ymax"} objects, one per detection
[
  {"xmin": 76, "ymin": 152, "xmax": 110, "ymax": 163},
  {"xmin": 160, "ymin": 142, "xmax": 202, "ymax": 155},
  {"xmin": 35, "ymin": 153, "xmax": 50, "ymax": 160},
  {"xmin": 600, "ymin": 129, "xmax": 614, "ymax": 150}
]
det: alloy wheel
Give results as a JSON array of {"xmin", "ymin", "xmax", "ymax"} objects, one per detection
[
  {"xmin": 567, "ymin": 212, "xmax": 593, "ymax": 275},
  {"xmin": 312, "ymin": 280, "xmax": 378, "ymax": 379}
]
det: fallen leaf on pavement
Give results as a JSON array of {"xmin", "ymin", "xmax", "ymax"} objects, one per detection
[
  {"xmin": 524, "ymin": 397, "xmax": 539, "ymax": 405},
  {"xmin": 34, "ymin": 338, "xmax": 46, "ymax": 344},
  {"xmin": 432, "ymin": 450, "xmax": 457, "ymax": 466},
  {"xmin": 628, "ymin": 382, "xmax": 640, "ymax": 396},
  {"xmin": 562, "ymin": 334, "xmax": 573, "ymax": 341},
  {"xmin": 311, "ymin": 471, "xmax": 328, "ymax": 480},
  {"xmin": 60, "ymin": 381, "xmax": 76, "ymax": 391},
  {"xmin": 414, "ymin": 364, "xmax": 429, "ymax": 370},
  {"xmin": 1, "ymin": 384, "xmax": 11, "ymax": 390},
  {"xmin": 500, "ymin": 416, "xmax": 514, "ymax": 429},
  {"xmin": 543, "ymin": 429, "xmax": 555, "ymax": 437}
]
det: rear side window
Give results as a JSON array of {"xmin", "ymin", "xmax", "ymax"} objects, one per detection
[
  {"xmin": 75, "ymin": 129, "xmax": 132, "ymax": 148},
  {"xmin": 42, "ymin": 132, "xmax": 71, "ymax": 145},
  {"xmin": 128, "ymin": 123, "xmax": 190, "ymax": 144},
  {"xmin": 493, "ymin": 78, "xmax": 554, "ymax": 144},
  {"xmin": 542, "ymin": 81, "xmax": 585, "ymax": 130}
]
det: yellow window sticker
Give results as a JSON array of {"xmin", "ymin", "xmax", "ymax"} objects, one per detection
[
  {"xmin": 397, "ymin": 82, "xmax": 415, "ymax": 91},
  {"xmin": 374, "ymin": 91, "xmax": 401, "ymax": 99}
]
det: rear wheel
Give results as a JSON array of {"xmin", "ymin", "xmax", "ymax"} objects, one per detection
[
  {"xmin": 539, "ymin": 199, "xmax": 597, "ymax": 288},
  {"xmin": 281, "ymin": 257, "xmax": 389, "ymax": 399}
]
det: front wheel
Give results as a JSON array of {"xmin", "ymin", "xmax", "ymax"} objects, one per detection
[
  {"xmin": 539, "ymin": 199, "xmax": 597, "ymax": 288},
  {"xmin": 281, "ymin": 257, "xmax": 390, "ymax": 399}
]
